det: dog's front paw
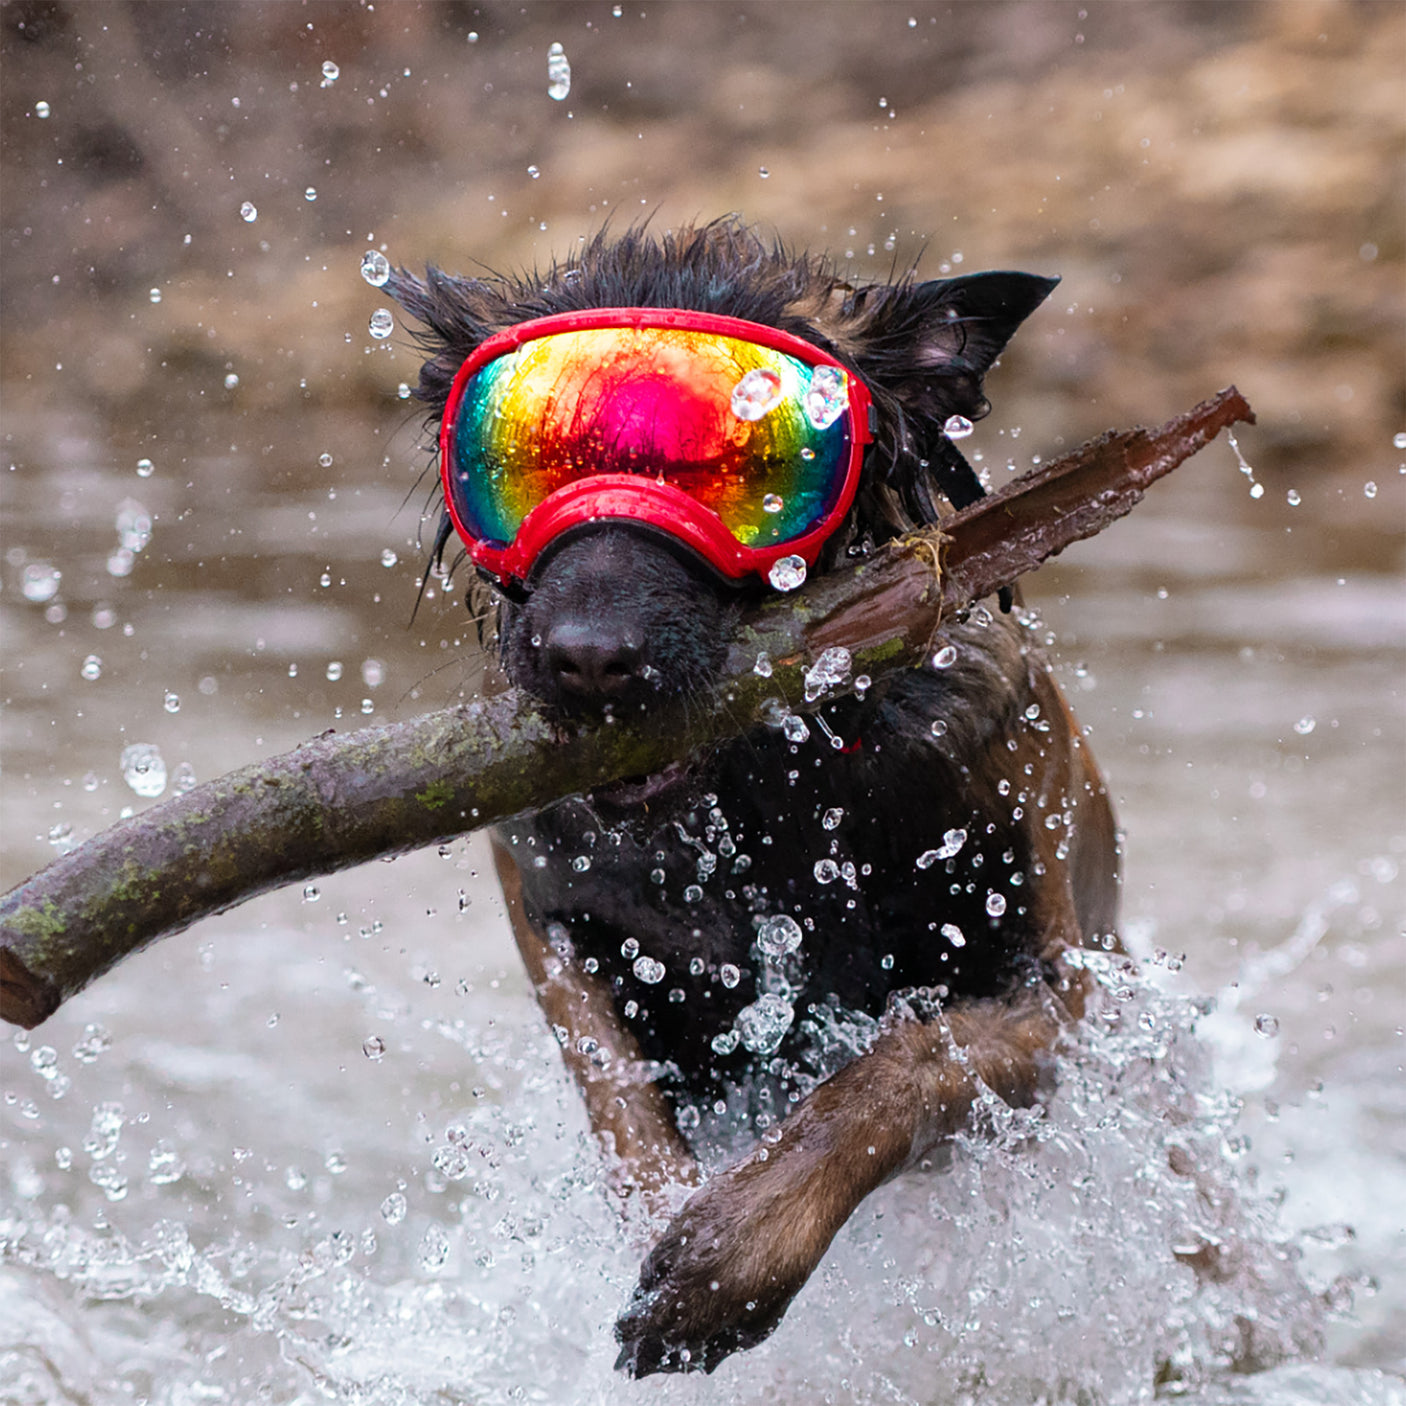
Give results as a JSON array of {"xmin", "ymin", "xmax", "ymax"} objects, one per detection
[{"xmin": 612, "ymin": 1154, "xmax": 832, "ymax": 1377}]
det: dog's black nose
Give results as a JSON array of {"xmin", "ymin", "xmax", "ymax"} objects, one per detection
[{"xmin": 543, "ymin": 620, "xmax": 644, "ymax": 702}]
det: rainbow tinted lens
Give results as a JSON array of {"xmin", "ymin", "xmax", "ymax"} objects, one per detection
[{"xmin": 444, "ymin": 325, "xmax": 855, "ymax": 552}]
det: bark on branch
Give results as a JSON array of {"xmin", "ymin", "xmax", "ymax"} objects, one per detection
[{"xmin": 0, "ymin": 388, "xmax": 1255, "ymax": 1029}]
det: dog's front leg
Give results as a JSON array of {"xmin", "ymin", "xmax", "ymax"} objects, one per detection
[
  {"xmin": 492, "ymin": 841, "xmax": 698, "ymax": 1231},
  {"xmin": 613, "ymin": 979, "xmax": 1086, "ymax": 1376}
]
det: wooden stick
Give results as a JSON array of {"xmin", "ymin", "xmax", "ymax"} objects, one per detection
[{"xmin": 0, "ymin": 388, "xmax": 1254, "ymax": 1028}]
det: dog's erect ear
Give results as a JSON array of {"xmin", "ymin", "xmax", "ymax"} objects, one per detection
[{"xmin": 843, "ymin": 271, "xmax": 1059, "ymax": 425}]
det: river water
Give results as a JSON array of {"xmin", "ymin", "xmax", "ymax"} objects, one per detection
[{"xmin": 1, "ymin": 370, "xmax": 1402, "ymax": 1406}]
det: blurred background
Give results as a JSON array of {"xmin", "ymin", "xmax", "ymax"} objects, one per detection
[{"xmin": 1, "ymin": 3, "xmax": 1402, "ymax": 1403}]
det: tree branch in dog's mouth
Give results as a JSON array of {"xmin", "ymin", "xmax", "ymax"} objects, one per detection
[{"xmin": 0, "ymin": 388, "xmax": 1254, "ymax": 1030}]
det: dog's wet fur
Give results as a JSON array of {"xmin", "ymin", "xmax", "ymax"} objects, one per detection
[{"xmin": 388, "ymin": 220, "xmax": 1120, "ymax": 1376}]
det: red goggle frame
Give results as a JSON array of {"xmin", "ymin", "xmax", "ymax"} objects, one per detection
[{"xmin": 438, "ymin": 308, "xmax": 872, "ymax": 589}]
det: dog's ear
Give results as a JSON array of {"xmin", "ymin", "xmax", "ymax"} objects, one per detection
[
  {"xmin": 384, "ymin": 266, "xmax": 520, "ymax": 416},
  {"xmin": 842, "ymin": 271, "xmax": 1059, "ymax": 425}
]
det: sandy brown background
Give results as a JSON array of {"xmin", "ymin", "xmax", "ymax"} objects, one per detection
[{"xmin": 2, "ymin": 0, "xmax": 1401, "ymax": 540}]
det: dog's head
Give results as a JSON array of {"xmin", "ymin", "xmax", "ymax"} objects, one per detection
[{"xmin": 388, "ymin": 219, "xmax": 1055, "ymax": 718}]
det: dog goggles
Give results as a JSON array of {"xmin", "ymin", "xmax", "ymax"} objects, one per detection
[{"xmin": 439, "ymin": 309, "xmax": 872, "ymax": 587}]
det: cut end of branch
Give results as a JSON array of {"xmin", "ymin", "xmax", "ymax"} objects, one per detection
[{"xmin": 1, "ymin": 947, "xmax": 61, "ymax": 1030}]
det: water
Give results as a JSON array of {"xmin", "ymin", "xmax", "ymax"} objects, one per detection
[{"xmin": 1, "ymin": 413, "xmax": 1401, "ymax": 1402}]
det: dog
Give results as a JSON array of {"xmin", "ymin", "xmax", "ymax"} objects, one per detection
[{"xmin": 385, "ymin": 219, "xmax": 1120, "ymax": 1376}]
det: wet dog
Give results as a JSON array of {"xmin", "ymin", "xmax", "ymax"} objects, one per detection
[{"xmin": 386, "ymin": 220, "xmax": 1119, "ymax": 1376}]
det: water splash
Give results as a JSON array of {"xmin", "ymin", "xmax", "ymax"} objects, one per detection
[{"xmin": 0, "ymin": 941, "xmax": 1357, "ymax": 1404}]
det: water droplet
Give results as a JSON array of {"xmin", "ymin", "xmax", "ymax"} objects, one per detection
[
  {"xmin": 360, "ymin": 250, "xmax": 391, "ymax": 287},
  {"xmin": 115, "ymin": 499, "xmax": 153, "ymax": 553},
  {"xmin": 147, "ymin": 1140, "xmax": 185, "ymax": 1184},
  {"xmin": 768, "ymin": 554, "xmax": 807, "ymax": 592},
  {"xmin": 758, "ymin": 166, "xmax": 770, "ymax": 179},
  {"xmin": 321, "ymin": 60, "xmax": 340, "ymax": 86},
  {"xmin": 369, "ymin": 307, "xmax": 395, "ymax": 339},
  {"xmin": 814, "ymin": 858, "xmax": 840, "ymax": 884},
  {"xmin": 1254, "ymin": 1013, "xmax": 1279, "ymax": 1038},
  {"xmin": 762, "ymin": 493, "xmax": 784, "ymax": 513},
  {"xmin": 757, "ymin": 914, "xmax": 803, "ymax": 957},
  {"xmin": 547, "ymin": 41, "xmax": 571, "ymax": 100},
  {"xmin": 943, "ymin": 414, "xmax": 975, "ymax": 440},
  {"xmin": 731, "ymin": 366, "xmax": 785, "ymax": 421},
  {"xmin": 303, "ymin": 884, "xmax": 321, "ymax": 902},
  {"xmin": 21, "ymin": 562, "xmax": 61, "ymax": 602},
  {"xmin": 1293, "ymin": 716, "xmax": 1316, "ymax": 736},
  {"xmin": 1286, "ymin": 489, "xmax": 1301, "ymax": 506},
  {"xmin": 1363, "ymin": 480, "xmax": 1377, "ymax": 499},
  {"xmin": 136, "ymin": 457, "xmax": 155, "ymax": 478},
  {"xmin": 326, "ymin": 660, "xmax": 344, "ymax": 681},
  {"xmin": 223, "ymin": 372, "xmax": 239, "ymax": 390},
  {"xmin": 73, "ymin": 1024, "xmax": 112, "ymax": 1064},
  {"xmin": 163, "ymin": 691, "xmax": 180, "ymax": 714},
  {"xmin": 361, "ymin": 658, "xmax": 385, "ymax": 687},
  {"xmin": 380, "ymin": 548, "xmax": 398, "ymax": 571},
  {"xmin": 736, "ymin": 993, "xmax": 794, "ymax": 1054},
  {"xmin": 171, "ymin": 761, "xmax": 197, "ymax": 794},
  {"xmin": 418, "ymin": 1224, "xmax": 450, "ymax": 1270},
  {"xmin": 633, "ymin": 955, "xmax": 665, "ymax": 984},
  {"xmin": 822, "ymin": 807, "xmax": 844, "ymax": 830},
  {"xmin": 985, "ymin": 891, "xmax": 1007, "ymax": 917},
  {"xmin": 239, "ymin": 200, "xmax": 258, "ymax": 223},
  {"xmin": 304, "ymin": 186, "xmax": 317, "ymax": 201},
  {"xmin": 711, "ymin": 1028, "xmax": 740, "ymax": 1055},
  {"xmin": 89, "ymin": 1163, "xmax": 129, "ymax": 1201},
  {"xmin": 719, "ymin": 963, "xmax": 741, "ymax": 989},
  {"xmin": 571, "ymin": 854, "xmax": 591, "ymax": 872},
  {"xmin": 85, "ymin": 1102, "xmax": 124, "ymax": 1159},
  {"xmin": 1249, "ymin": 482, "xmax": 1265, "ymax": 499},
  {"xmin": 35, "ymin": 101, "xmax": 51, "ymax": 118},
  {"xmin": 148, "ymin": 286, "xmax": 162, "ymax": 303},
  {"xmin": 120, "ymin": 743, "xmax": 167, "ymax": 798},
  {"xmin": 325, "ymin": 1150, "xmax": 348, "ymax": 1175},
  {"xmin": 684, "ymin": 883, "xmax": 704, "ymax": 903},
  {"xmin": 363, "ymin": 1035, "xmax": 386, "ymax": 1061},
  {"xmin": 381, "ymin": 1192, "xmax": 407, "ymax": 1224},
  {"xmin": 527, "ymin": 164, "xmax": 541, "ymax": 179},
  {"xmin": 81, "ymin": 655, "xmax": 102, "ymax": 681},
  {"xmin": 941, "ymin": 922, "xmax": 966, "ymax": 948},
  {"xmin": 803, "ymin": 365, "xmax": 849, "ymax": 430},
  {"xmin": 1394, "ymin": 432, "xmax": 1406, "ymax": 449},
  {"xmin": 781, "ymin": 713, "xmax": 810, "ymax": 744},
  {"xmin": 932, "ymin": 645, "xmax": 958, "ymax": 669},
  {"xmin": 804, "ymin": 646, "xmax": 852, "ymax": 704}
]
